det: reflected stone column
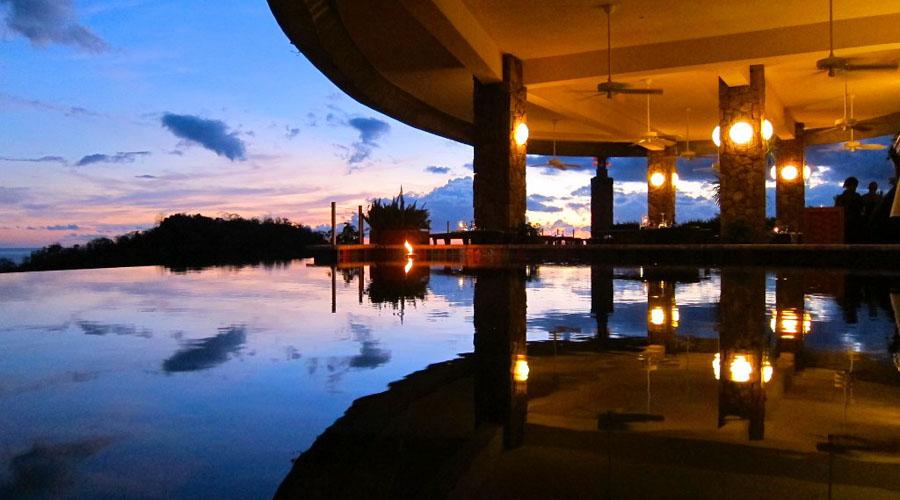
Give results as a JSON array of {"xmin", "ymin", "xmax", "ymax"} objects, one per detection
[
  {"xmin": 473, "ymin": 267, "xmax": 528, "ymax": 449},
  {"xmin": 717, "ymin": 268, "xmax": 768, "ymax": 440},
  {"xmin": 774, "ymin": 271, "xmax": 807, "ymax": 369},
  {"xmin": 718, "ymin": 65, "xmax": 767, "ymax": 242},
  {"xmin": 647, "ymin": 149, "xmax": 676, "ymax": 227},
  {"xmin": 473, "ymin": 54, "xmax": 527, "ymax": 234},
  {"xmin": 647, "ymin": 279, "xmax": 678, "ymax": 352},
  {"xmin": 591, "ymin": 265, "xmax": 614, "ymax": 341}
]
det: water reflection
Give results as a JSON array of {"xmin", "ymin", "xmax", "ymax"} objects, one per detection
[
  {"xmin": 162, "ymin": 325, "xmax": 247, "ymax": 373},
  {"xmin": 2, "ymin": 262, "xmax": 899, "ymax": 498}
]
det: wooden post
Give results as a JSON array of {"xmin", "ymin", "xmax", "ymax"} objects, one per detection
[
  {"xmin": 331, "ymin": 201, "xmax": 337, "ymax": 246},
  {"xmin": 358, "ymin": 205, "xmax": 364, "ymax": 244}
]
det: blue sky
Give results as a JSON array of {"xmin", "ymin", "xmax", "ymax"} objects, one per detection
[{"xmin": 1, "ymin": 1, "xmax": 895, "ymax": 246}]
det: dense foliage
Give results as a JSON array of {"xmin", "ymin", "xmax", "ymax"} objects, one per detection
[
  {"xmin": 8, "ymin": 213, "xmax": 325, "ymax": 273},
  {"xmin": 363, "ymin": 191, "xmax": 430, "ymax": 231}
]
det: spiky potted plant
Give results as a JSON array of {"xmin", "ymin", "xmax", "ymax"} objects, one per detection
[{"xmin": 364, "ymin": 189, "xmax": 430, "ymax": 245}]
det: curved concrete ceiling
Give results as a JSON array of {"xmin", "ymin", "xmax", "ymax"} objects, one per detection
[{"xmin": 268, "ymin": 0, "xmax": 900, "ymax": 151}]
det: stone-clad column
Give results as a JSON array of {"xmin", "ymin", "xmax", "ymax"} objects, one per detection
[
  {"xmin": 775, "ymin": 123, "xmax": 805, "ymax": 233},
  {"xmin": 591, "ymin": 157, "xmax": 613, "ymax": 238},
  {"xmin": 718, "ymin": 65, "xmax": 767, "ymax": 242},
  {"xmin": 647, "ymin": 149, "xmax": 676, "ymax": 227},
  {"xmin": 473, "ymin": 54, "xmax": 527, "ymax": 234}
]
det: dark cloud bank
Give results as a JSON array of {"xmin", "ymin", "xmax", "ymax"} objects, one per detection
[{"xmin": 1, "ymin": 0, "xmax": 107, "ymax": 52}]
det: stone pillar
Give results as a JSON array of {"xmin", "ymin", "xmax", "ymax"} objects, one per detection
[
  {"xmin": 647, "ymin": 149, "xmax": 676, "ymax": 227},
  {"xmin": 775, "ymin": 123, "xmax": 805, "ymax": 233},
  {"xmin": 717, "ymin": 268, "xmax": 768, "ymax": 440},
  {"xmin": 591, "ymin": 157, "xmax": 613, "ymax": 240},
  {"xmin": 718, "ymin": 65, "xmax": 767, "ymax": 242},
  {"xmin": 591, "ymin": 157, "xmax": 614, "ymax": 239},
  {"xmin": 473, "ymin": 267, "xmax": 527, "ymax": 449},
  {"xmin": 774, "ymin": 270, "xmax": 807, "ymax": 366},
  {"xmin": 473, "ymin": 54, "xmax": 527, "ymax": 234}
]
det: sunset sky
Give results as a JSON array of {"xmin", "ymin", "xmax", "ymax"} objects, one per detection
[{"xmin": 1, "ymin": 0, "xmax": 896, "ymax": 247}]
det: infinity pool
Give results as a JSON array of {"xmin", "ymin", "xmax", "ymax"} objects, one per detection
[{"xmin": 1, "ymin": 262, "xmax": 897, "ymax": 497}]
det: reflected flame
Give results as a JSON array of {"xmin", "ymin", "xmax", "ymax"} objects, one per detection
[
  {"xmin": 513, "ymin": 355, "xmax": 529, "ymax": 382},
  {"xmin": 771, "ymin": 308, "xmax": 812, "ymax": 337},
  {"xmin": 404, "ymin": 240, "xmax": 414, "ymax": 256},
  {"xmin": 762, "ymin": 359, "xmax": 773, "ymax": 384},
  {"xmin": 729, "ymin": 355, "xmax": 752, "ymax": 383},
  {"xmin": 649, "ymin": 306, "xmax": 666, "ymax": 326},
  {"xmin": 671, "ymin": 306, "xmax": 680, "ymax": 327},
  {"xmin": 403, "ymin": 257, "xmax": 413, "ymax": 274},
  {"xmin": 713, "ymin": 353, "xmax": 721, "ymax": 380}
]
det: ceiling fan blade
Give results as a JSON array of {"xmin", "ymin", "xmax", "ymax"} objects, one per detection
[
  {"xmin": 845, "ymin": 63, "xmax": 898, "ymax": 71},
  {"xmin": 614, "ymin": 88, "xmax": 664, "ymax": 95},
  {"xmin": 856, "ymin": 144, "xmax": 887, "ymax": 150}
]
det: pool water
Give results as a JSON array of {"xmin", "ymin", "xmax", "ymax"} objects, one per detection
[{"xmin": 0, "ymin": 262, "xmax": 898, "ymax": 498}]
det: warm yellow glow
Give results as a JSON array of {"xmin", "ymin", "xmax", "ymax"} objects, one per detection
[
  {"xmin": 728, "ymin": 121, "xmax": 754, "ymax": 145},
  {"xmin": 458, "ymin": 220, "xmax": 466, "ymax": 230},
  {"xmin": 671, "ymin": 306, "xmax": 680, "ymax": 327},
  {"xmin": 770, "ymin": 166, "xmax": 777, "ymax": 180},
  {"xmin": 711, "ymin": 126, "xmax": 721, "ymax": 148},
  {"xmin": 649, "ymin": 171, "xmax": 666, "ymax": 188},
  {"xmin": 780, "ymin": 164, "xmax": 799, "ymax": 181},
  {"xmin": 802, "ymin": 313, "xmax": 812, "ymax": 334},
  {"xmin": 403, "ymin": 257, "xmax": 413, "ymax": 274},
  {"xmin": 762, "ymin": 359, "xmax": 773, "ymax": 384},
  {"xmin": 671, "ymin": 173, "xmax": 679, "ymax": 188},
  {"xmin": 729, "ymin": 355, "xmax": 753, "ymax": 383},
  {"xmin": 403, "ymin": 240, "xmax": 414, "ymax": 256},
  {"xmin": 803, "ymin": 164, "xmax": 811, "ymax": 180},
  {"xmin": 513, "ymin": 355, "xmax": 529, "ymax": 382},
  {"xmin": 712, "ymin": 353, "xmax": 721, "ymax": 380},
  {"xmin": 761, "ymin": 119, "xmax": 774, "ymax": 141},
  {"xmin": 649, "ymin": 306, "xmax": 666, "ymax": 326},
  {"xmin": 514, "ymin": 122, "xmax": 529, "ymax": 146}
]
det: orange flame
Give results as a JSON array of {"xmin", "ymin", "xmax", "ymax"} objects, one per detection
[
  {"xmin": 404, "ymin": 257, "xmax": 413, "ymax": 274},
  {"xmin": 403, "ymin": 240, "xmax": 414, "ymax": 256}
]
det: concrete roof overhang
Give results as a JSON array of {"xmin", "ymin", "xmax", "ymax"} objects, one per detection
[{"xmin": 268, "ymin": 0, "xmax": 900, "ymax": 156}]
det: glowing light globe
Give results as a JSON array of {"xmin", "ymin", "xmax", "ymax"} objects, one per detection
[
  {"xmin": 711, "ymin": 126, "xmax": 721, "ymax": 147},
  {"xmin": 728, "ymin": 121, "xmax": 754, "ymax": 145},
  {"xmin": 780, "ymin": 164, "xmax": 799, "ymax": 181},
  {"xmin": 514, "ymin": 122, "xmax": 529, "ymax": 146},
  {"xmin": 761, "ymin": 119, "xmax": 774, "ymax": 141},
  {"xmin": 649, "ymin": 171, "xmax": 666, "ymax": 188}
]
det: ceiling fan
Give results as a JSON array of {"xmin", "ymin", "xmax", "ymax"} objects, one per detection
[
  {"xmin": 596, "ymin": 4, "xmax": 663, "ymax": 98},
  {"xmin": 836, "ymin": 85, "xmax": 886, "ymax": 152},
  {"xmin": 678, "ymin": 108, "xmax": 697, "ymax": 159},
  {"xmin": 816, "ymin": 0, "xmax": 898, "ymax": 77},
  {"xmin": 533, "ymin": 120, "xmax": 581, "ymax": 170},
  {"xmin": 633, "ymin": 88, "xmax": 675, "ymax": 152}
]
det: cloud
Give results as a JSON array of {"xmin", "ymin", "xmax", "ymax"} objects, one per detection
[
  {"xmin": 0, "ymin": 155, "xmax": 67, "ymax": 165},
  {"xmin": 77, "ymin": 320, "xmax": 151, "ymax": 337},
  {"xmin": 0, "ymin": 437, "xmax": 115, "ymax": 498},
  {"xmin": 285, "ymin": 126, "xmax": 300, "ymax": 139},
  {"xmin": 424, "ymin": 165, "xmax": 450, "ymax": 174},
  {"xmin": 46, "ymin": 224, "xmax": 79, "ymax": 231},
  {"xmin": 160, "ymin": 113, "xmax": 247, "ymax": 161},
  {"xmin": 405, "ymin": 177, "xmax": 473, "ymax": 231},
  {"xmin": 345, "ymin": 117, "xmax": 390, "ymax": 165},
  {"xmin": 75, "ymin": 151, "xmax": 150, "ymax": 166},
  {"xmin": 162, "ymin": 325, "xmax": 246, "ymax": 373},
  {"xmin": 135, "ymin": 174, "xmax": 158, "ymax": 179},
  {"xmin": 0, "ymin": 186, "xmax": 29, "ymax": 204},
  {"xmin": 527, "ymin": 194, "xmax": 563, "ymax": 213},
  {"xmin": 571, "ymin": 185, "xmax": 591, "ymax": 197},
  {"xmin": 0, "ymin": 93, "xmax": 103, "ymax": 118},
  {"xmin": 1, "ymin": 0, "xmax": 108, "ymax": 52}
]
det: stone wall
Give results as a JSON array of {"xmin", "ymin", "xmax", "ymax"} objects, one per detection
[
  {"xmin": 775, "ymin": 124, "xmax": 805, "ymax": 233},
  {"xmin": 473, "ymin": 54, "xmax": 526, "ymax": 233},
  {"xmin": 647, "ymin": 149, "xmax": 676, "ymax": 227},
  {"xmin": 718, "ymin": 65, "xmax": 767, "ymax": 242}
]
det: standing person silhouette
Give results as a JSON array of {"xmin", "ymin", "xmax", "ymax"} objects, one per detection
[
  {"xmin": 835, "ymin": 176, "xmax": 863, "ymax": 243},
  {"xmin": 862, "ymin": 182, "xmax": 882, "ymax": 219}
]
